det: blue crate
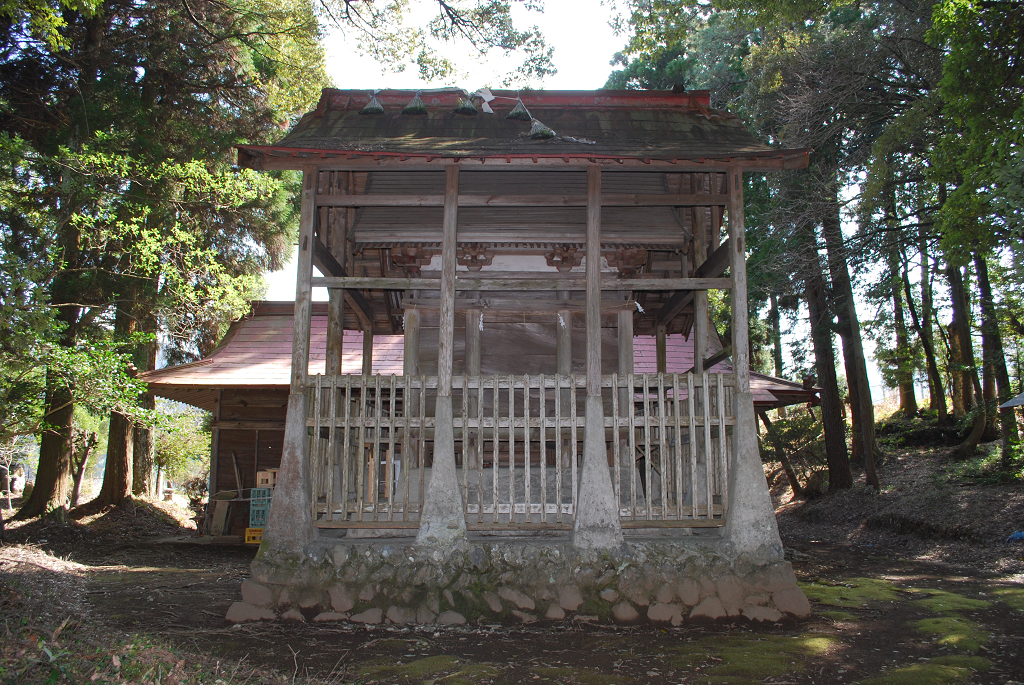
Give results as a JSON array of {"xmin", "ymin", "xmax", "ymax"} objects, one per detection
[
  {"xmin": 251, "ymin": 488, "xmax": 272, "ymax": 507},
  {"xmin": 250, "ymin": 503, "xmax": 269, "ymax": 527}
]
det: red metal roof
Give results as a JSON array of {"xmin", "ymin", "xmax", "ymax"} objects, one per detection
[{"xmin": 143, "ymin": 302, "xmax": 815, "ymax": 411}]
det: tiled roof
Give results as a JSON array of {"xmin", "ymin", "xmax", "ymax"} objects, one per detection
[
  {"xmin": 143, "ymin": 302, "xmax": 816, "ymax": 411},
  {"xmin": 237, "ymin": 89, "xmax": 809, "ymax": 167}
]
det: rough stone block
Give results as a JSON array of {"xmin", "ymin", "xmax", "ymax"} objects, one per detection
[
  {"xmin": 298, "ymin": 594, "xmax": 321, "ymax": 609},
  {"xmin": 416, "ymin": 606, "xmax": 437, "ymax": 624},
  {"xmin": 756, "ymin": 562, "xmax": 798, "ymax": 594},
  {"xmin": 332, "ymin": 546, "xmax": 350, "ymax": 567},
  {"xmin": 241, "ymin": 580, "xmax": 272, "ymax": 607},
  {"xmin": 226, "ymin": 602, "xmax": 275, "ymax": 623},
  {"xmin": 716, "ymin": 577, "xmax": 744, "ymax": 616},
  {"xmin": 772, "ymin": 588, "xmax": 811, "ymax": 618},
  {"xmin": 350, "ymin": 608, "xmax": 383, "ymax": 624},
  {"xmin": 277, "ymin": 589, "xmax": 292, "ymax": 606},
  {"xmin": 483, "ymin": 591, "xmax": 503, "ymax": 613},
  {"xmin": 511, "ymin": 610, "xmax": 537, "ymax": 623},
  {"xmin": 329, "ymin": 586, "xmax": 354, "ymax": 613},
  {"xmin": 690, "ymin": 596, "xmax": 726, "ymax": 621},
  {"xmin": 677, "ymin": 579, "xmax": 700, "ymax": 606},
  {"xmin": 612, "ymin": 602, "xmax": 640, "ymax": 623},
  {"xmin": 699, "ymin": 578, "xmax": 716, "ymax": 600},
  {"xmin": 545, "ymin": 604, "xmax": 566, "ymax": 620},
  {"xmin": 281, "ymin": 608, "xmax": 305, "ymax": 622},
  {"xmin": 443, "ymin": 589, "xmax": 455, "ymax": 608},
  {"xmin": 386, "ymin": 606, "xmax": 417, "ymax": 625},
  {"xmin": 313, "ymin": 612, "xmax": 348, "ymax": 622},
  {"xmin": 744, "ymin": 593, "xmax": 770, "ymax": 607},
  {"xmin": 622, "ymin": 585, "xmax": 650, "ymax": 607},
  {"xmin": 558, "ymin": 586, "xmax": 584, "ymax": 612},
  {"xmin": 599, "ymin": 588, "xmax": 619, "ymax": 603},
  {"xmin": 358, "ymin": 585, "xmax": 376, "ymax": 602},
  {"xmin": 742, "ymin": 606, "xmax": 782, "ymax": 623},
  {"xmin": 438, "ymin": 610, "xmax": 466, "ymax": 625},
  {"xmin": 655, "ymin": 584, "xmax": 676, "ymax": 605},
  {"xmin": 498, "ymin": 587, "xmax": 535, "ymax": 610},
  {"xmin": 647, "ymin": 603, "xmax": 682, "ymax": 624}
]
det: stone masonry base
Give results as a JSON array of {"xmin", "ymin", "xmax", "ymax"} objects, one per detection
[{"xmin": 226, "ymin": 537, "xmax": 811, "ymax": 625}]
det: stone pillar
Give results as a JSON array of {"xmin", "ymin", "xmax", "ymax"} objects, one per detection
[
  {"xmin": 721, "ymin": 166, "xmax": 785, "ymax": 562},
  {"xmin": 262, "ymin": 165, "xmax": 317, "ymax": 556},
  {"xmin": 417, "ymin": 165, "xmax": 467, "ymax": 547},
  {"xmin": 573, "ymin": 165, "xmax": 623, "ymax": 550}
]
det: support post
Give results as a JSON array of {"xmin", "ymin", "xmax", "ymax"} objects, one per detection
[
  {"xmin": 656, "ymin": 325, "xmax": 667, "ymax": 375},
  {"xmin": 557, "ymin": 308, "xmax": 572, "ymax": 468},
  {"xmin": 465, "ymin": 308, "xmax": 481, "ymax": 468},
  {"xmin": 262, "ymin": 166, "xmax": 317, "ymax": 555},
  {"xmin": 405, "ymin": 308, "xmax": 421, "ymax": 467},
  {"xmin": 417, "ymin": 164, "xmax": 467, "ymax": 546},
  {"xmin": 693, "ymin": 209, "xmax": 709, "ymax": 375},
  {"xmin": 722, "ymin": 166, "xmax": 783, "ymax": 561},
  {"xmin": 327, "ymin": 292, "xmax": 345, "ymax": 375},
  {"xmin": 362, "ymin": 327, "xmax": 373, "ymax": 376},
  {"xmin": 573, "ymin": 165, "xmax": 623, "ymax": 550}
]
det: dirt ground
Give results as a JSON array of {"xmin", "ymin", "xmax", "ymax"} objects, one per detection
[{"xmin": 3, "ymin": 443, "xmax": 1024, "ymax": 685}]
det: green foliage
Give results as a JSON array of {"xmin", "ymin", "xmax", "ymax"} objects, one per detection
[{"xmin": 153, "ymin": 404, "xmax": 210, "ymax": 483}]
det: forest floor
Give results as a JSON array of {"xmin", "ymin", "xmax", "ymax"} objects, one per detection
[{"xmin": 2, "ymin": 439, "xmax": 1024, "ymax": 685}]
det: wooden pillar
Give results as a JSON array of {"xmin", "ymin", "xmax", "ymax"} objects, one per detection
[
  {"xmin": 573, "ymin": 165, "xmax": 623, "ymax": 550},
  {"xmin": 263, "ymin": 165, "xmax": 317, "ymax": 556},
  {"xmin": 465, "ymin": 309, "xmax": 481, "ymax": 468},
  {"xmin": 209, "ymin": 390, "xmax": 222, "ymax": 496},
  {"xmin": 617, "ymin": 309, "xmax": 634, "ymax": 423},
  {"xmin": 557, "ymin": 308, "xmax": 572, "ymax": 468},
  {"xmin": 729, "ymin": 167, "xmax": 750, "ymax": 393},
  {"xmin": 362, "ymin": 327, "xmax": 373, "ymax": 376},
  {"xmin": 327, "ymin": 292, "xmax": 345, "ymax": 375},
  {"xmin": 417, "ymin": 164, "xmax": 466, "ymax": 546},
  {"xmin": 404, "ymin": 308, "xmax": 421, "ymax": 376},
  {"xmin": 656, "ymin": 325, "xmax": 667, "ymax": 375},
  {"xmin": 693, "ymin": 206, "xmax": 709, "ymax": 375}
]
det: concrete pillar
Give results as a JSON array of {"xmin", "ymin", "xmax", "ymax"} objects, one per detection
[
  {"xmin": 417, "ymin": 165, "xmax": 467, "ymax": 547},
  {"xmin": 573, "ymin": 165, "xmax": 623, "ymax": 550}
]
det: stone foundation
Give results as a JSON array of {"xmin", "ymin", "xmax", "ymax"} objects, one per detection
[{"xmin": 227, "ymin": 536, "xmax": 810, "ymax": 625}]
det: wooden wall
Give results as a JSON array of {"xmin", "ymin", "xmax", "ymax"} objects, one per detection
[{"xmin": 211, "ymin": 388, "xmax": 288, "ymax": 494}]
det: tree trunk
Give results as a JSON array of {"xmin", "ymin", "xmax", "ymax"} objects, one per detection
[
  {"xmin": 974, "ymin": 253, "xmax": 1020, "ymax": 466},
  {"xmin": 948, "ymin": 321, "xmax": 966, "ymax": 419},
  {"xmin": 902, "ymin": 271, "xmax": 946, "ymax": 422},
  {"xmin": 947, "ymin": 262, "xmax": 986, "ymax": 456},
  {"xmin": 821, "ymin": 194, "xmax": 879, "ymax": 487},
  {"xmin": 806, "ymin": 271, "xmax": 854, "ymax": 491},
  {"xmin": 769, "ymin": 293, "xmax": 788, "ymax": 418},
  {"xmin": 15, "ymin": 382, "xmax": 74, "ymax": 520},
  {"xmin": 759, "ymin": 410, "xmax": 804, "ymax": 497},
  {"xmin": 94, "ymin": 411, "xmax": 134, "ymax": 507},
  {"xmin": 133, "ymin": 392, "xmax": 155, "ymax": 496},
  {"xmin": 890, "ymin": 255, "xmax": 918, "ymax": 417},
  {"xmin": 917, "ymin": 221, "xmax": 947, "ymax": 419}
]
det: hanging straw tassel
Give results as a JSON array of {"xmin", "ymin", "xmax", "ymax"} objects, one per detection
[
  {"xmin": 506, "ymin": 99, "xmax": 532, "ymax": 122},
  {"xmin": 454, "ymin": 94, "xmax": 478, "ymax": 115},
  {"xmin": 402, "ymin": 92, "xmax": 427, "ymax": 115},
  {"xmin": 360, "ymin": 91, "xmax": 385, "ymax": 115},
  {"xmin": 529, "ymin": 118, "xmax": 556, "ymax": 139}
]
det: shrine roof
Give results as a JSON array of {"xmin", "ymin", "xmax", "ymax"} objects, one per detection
[
  {"xmin": 237, "ymin": 89, "xmax": 809, "ymax": 169},
  {"xmin": 141, "ymin": 301, "xmax": 817, "ymax": 412}
]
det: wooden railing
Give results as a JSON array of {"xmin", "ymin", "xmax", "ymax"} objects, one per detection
[{"xmin": 307, "ymin": 373, "xmax": 733, "ymax": 531}]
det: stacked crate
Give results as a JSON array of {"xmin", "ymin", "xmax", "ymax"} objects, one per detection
[{"xmin": 246, "ymin": 487, "xmax": 272, "ymax": 543}]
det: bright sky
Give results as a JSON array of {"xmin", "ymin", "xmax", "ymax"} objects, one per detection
[{"xmin": 262, "ymin": 2, "xmax": 903, "ymax": 402}]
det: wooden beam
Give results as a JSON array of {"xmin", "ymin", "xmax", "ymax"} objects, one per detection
[
  {"xmin": 695, "ymin": 242, "xmax": 731, "ymax": 278},
  {"xmin": 211, "ymin": 420, "xmax": 286, "ymax": 430},
  {"xmin": 655, "ymin": 290, "xmax": 694, "ymax": 327},
  {"xmin": 311, "ymin": 238, "xmax": 374, "ymax": 329},
  {"xmin": 311, "ymin": 276, "xmax": 731, "ymax": 291},
  {"xmin": 314, "ymin": 193, "xmax": 731, "ymax": 208},
  {"xmin": 686, "ymin": 345, "xmax": 732, "ymax": 375},
  {"xmin": 399, "ymin": 297, "xmax": 637, "ymax": 313}
]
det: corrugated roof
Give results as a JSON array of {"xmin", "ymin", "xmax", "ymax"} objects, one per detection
[
  {"xmin": 143, "ymin": 302, "xmax": 816, "ymax": 411},
  {"xmin": 237, "ymin": 89, "xmax": 809, "ymax": 167}
]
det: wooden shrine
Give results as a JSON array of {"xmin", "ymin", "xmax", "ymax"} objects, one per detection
[{"xmin": 221, "ymin": 88, "xmax": 813, "ymax": 625}]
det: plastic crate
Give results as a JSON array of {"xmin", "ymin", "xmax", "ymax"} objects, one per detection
[
  {"xmin": 245, "ymin": 528, "xmax": 263, "ymax": 544},
  {"xmin": 251, "ymin": 487, "xmax": 272, "ymax": 506},
  {"xmin": 249, "ymin": 503, "xmax": 269, "ymax": 527}
]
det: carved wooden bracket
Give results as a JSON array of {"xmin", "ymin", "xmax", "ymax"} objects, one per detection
[
  {"xmin": 457, "ymin": 244, "xmax": 493, "ymax": 271},
  {"xmin": 390, "ymin": 247, "xmax": 437, "ymax": 275},
  {"xmin": 545, "ymin": 245, "xmax": 582, "ymax": 273},
  {"xmin": 605, "ymin": 248, "xmax": 648, "ymax": 277}
]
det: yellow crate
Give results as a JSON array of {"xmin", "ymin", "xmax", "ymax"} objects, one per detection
[{"xmin": 245, "ymin": 528, "xmax": 263, "ymax": 544}]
